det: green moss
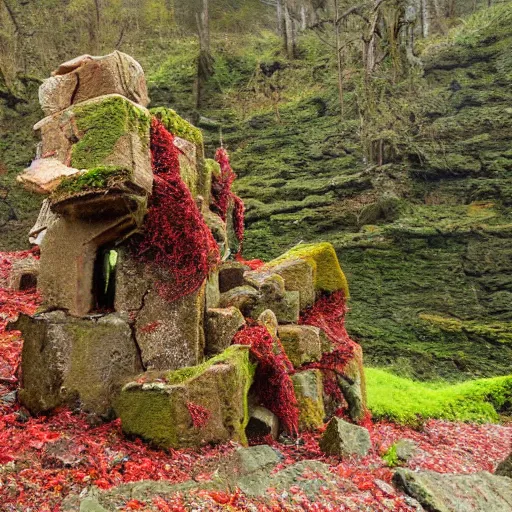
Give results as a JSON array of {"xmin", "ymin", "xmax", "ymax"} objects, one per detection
[
  {"xmin": 71, "ymin": 96, "xmax": 150, "ymax": 170},
  {"xmin": 382, "ymin": 444, "xmax": 400, "ymax": 468},
  {"xmin": 419, "ymin": 314, "xmax": 512, "ymax": 345},
  {"xmin": 52, "ymin": 166, "xmax": 129, "ymax": 199},
  {"xmin": 269, "ymin": 242, "xmax": 350, "ymax": 298},
  {"xmin": 167, "ymin": 345, "xmax": 255, "ymax": 385},
  {"xmin": 205, "ymin": 158, "xmax": 221, "ymax": 179},
  {"xmin": 150, "ymin": 107, "xmax": 203, "ymax": 147},
  {"xmin": 366, "ymin": 368, "xmax": 512, "ymax": 425}
]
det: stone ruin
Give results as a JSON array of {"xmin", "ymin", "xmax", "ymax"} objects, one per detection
[{"xmin": 10, "ymin": 51, "xmax": 367, "ymax": 449}]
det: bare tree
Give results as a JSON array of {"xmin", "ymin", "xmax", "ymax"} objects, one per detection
[{"xmin": 196, "ymin": 0, "xmax": 214, "ymax": 108}]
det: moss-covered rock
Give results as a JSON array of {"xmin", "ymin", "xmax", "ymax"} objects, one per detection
[
  {"xmin": 319, "ymin": 417, "xmax": 371, "ymax": 458},
  {"xmin": 116, "ymin": 345, "xmax": 254, "ymax": 449},
  {"xmin": 278, "ymin": 325, "xmax": 322, "ymax": 368},
  {"xmin": 269, "ymin": 242, "xmax": 350, "ymax": 298},
  {"xmin": 291, "ymin": 370, "xmax": 325, "ymax": 431}
]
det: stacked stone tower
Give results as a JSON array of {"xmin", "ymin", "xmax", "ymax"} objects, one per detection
[{"xmin": 11, "ymin": 53, "xmax": 367, "ymax": 448}]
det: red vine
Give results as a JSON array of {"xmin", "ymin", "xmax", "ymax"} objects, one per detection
[
  {"xmin": 234, "ymin": 324, "xmax": 299, "ymax": 436},
  {"xmin": 132, "ymin": 118, "xmax": 219, "ymax": 302},
  {"xmin": 212, "ymin": 148, "xmax": 245, "ymax": 251}
]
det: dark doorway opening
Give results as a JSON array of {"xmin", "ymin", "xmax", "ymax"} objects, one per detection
[
  {"xmin": 19, "ymin": 273, "xmax": 37, "ymax": 291},
  {"xmin": 92, "ymin": 246, "xmax": 118, "ymax": 312}
]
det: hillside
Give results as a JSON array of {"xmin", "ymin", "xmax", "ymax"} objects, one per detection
[{"xmin": 1, "ymin": 4, "xmax": 511, "ymax": 381}]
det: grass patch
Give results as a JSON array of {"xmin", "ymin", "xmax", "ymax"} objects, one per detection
[{"xmin": 366, "ymin": 368, "xmax": 512, "ymax": 424}]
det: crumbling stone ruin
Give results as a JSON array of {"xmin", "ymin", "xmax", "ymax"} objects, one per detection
[{"xmin": 10, "ymin": 52, "xmax": 368, "ymax": 449}]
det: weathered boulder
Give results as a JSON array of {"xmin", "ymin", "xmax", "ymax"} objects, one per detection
[
  {"xmin": 174, "ymin": 136, "xmax": 198, "ymax": 197},
  {"xmin": 292, "ymin": 370, "xmax": 325, "ymax": 431},
  {"xmin": 219, "ymin": 285, "xmax": 259, "ymax": 314},
  {"xmin": 246, "ymin": 406, "xmax": 280, "ymax": 440},
  {"xmin": 257, "ymin": 309, "xmax": 279, "ymax": 340},
  {"xmin": 10, "ymin": 311, "xmax": 142, "ymax": 419},
  {"xmin": 394, "ymin": 439, "xmax": 418, "ymax": 463},
  {"xmin": 206, "ymin": 307, "xmax": 245, "ymax": 356},
  {"xmin": 496, "ymin": 452, "xmax": 512, "ymax": 478},
  {"xmin": 39, "ymin": 51, "xmax": 149, "ymax": 115},
  {"xmin": 116, "ymin": 345, "xmax": 253, "ymax": 448},
  {"xmin": 393, "ymin": 469, "xmax": 512, "ymax": 512},
  {"xmin": 245, "ymin": 271, "xmax": 285, "ymax": 300},
  {"xmin": 338, "ymin": 344, "xmax": 367, "ymax": 423},
  {"xmin": 219, "ymin": 261, "xmax": 250, "ymax": 293},
  {"xmin": 278, "ymin": 325, "xmax": 322, "ymax": 367},
  {"xmin": 17, "ymin": 158, "xmax": 82, "ymax": 194},
  {"xmin": 319, "ymin": 417, "xmax": 371, "ymax": 458}
]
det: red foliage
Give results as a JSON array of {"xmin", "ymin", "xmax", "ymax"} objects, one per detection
[
  {"xmin": 132, "ymin": 118, "xmax": 219, "ymax": 302},
  {"xmin": 186, "ymin": 402, "xmax": 211, "ymax": 429},
  {"xmin": 300, "ymin": 291, "xmax": 367, "ymax": 419},
  {"xmin": 233, "ymin": 324, "xmax": 299, "ymax": 436},
  {"xmin": 234, "ymin": 253, "xmax": 265, "ymax": 271},
  {"xmin": 212, "ymin": 148, "xmax": 245, "ymax": 250}
]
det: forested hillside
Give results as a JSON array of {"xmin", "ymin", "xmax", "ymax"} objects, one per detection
[{"xmin": 1, "ymin": 0, "xmax": 511, "ymax": 380}]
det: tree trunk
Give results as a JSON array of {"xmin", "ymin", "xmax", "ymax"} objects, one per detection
[
  {"xmin": 196, "ymin": 0, "xmax": 214, "ymax": 109},
  {"xmin": 277, "ymin": 0, "xmax": 284, "ymax": 35},
  {"xmin": 420, "ymin": 0, "xmax": 430, "ymax": 37},
  {"xmin": 333, "ymin": 0, "xmax": 344, "ymax": 119},
  {"xmin": 283, "ymin": 3, "xmax": 297, "ymax": 59}
]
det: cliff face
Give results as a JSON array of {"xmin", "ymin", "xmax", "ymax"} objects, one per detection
[{"xmin": 221, "ymin": 6, "xmax": 512, "ymax": 380}]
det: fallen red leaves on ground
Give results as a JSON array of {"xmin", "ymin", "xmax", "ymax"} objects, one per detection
[{"xmin": 0, "ymin": 251, "xmax": 510, "ymax": 511}]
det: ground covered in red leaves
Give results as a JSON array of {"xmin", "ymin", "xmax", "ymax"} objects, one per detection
[{"xmin": 0, "ymin": 251, "xmax": 510, "ymax": 511}]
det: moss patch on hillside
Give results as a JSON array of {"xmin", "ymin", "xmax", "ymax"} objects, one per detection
[{"xmin": 366, "ymin": 368, "xmax": 512, "ymax": 425}]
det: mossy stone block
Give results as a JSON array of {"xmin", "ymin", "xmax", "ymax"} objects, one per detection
[
  {"xmin": 291, "ymin": 370, "xmax": 325, "ymax": 431},
  {"xmin": 117, "ymin": 345, "xmax": 254, "ymax": 449},
  {"xmin": 269, "ymin": 242, "xmax": 350, "ymax": 298},
  {"xmin": 278, "ymin": 325, "xmax": 322, "ymax": 368}
]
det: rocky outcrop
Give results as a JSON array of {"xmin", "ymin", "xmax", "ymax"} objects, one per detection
[{"xmin": 393, "ymin": 469, "xmax": 512, "ymax": 512}]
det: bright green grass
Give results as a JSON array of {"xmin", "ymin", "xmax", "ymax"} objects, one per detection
[{"xmin": 366, "ymin": 368, "xmax": 512, "ymax": 425}]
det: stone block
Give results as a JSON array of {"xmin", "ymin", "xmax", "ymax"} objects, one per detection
[
  {"xmin": 206, "ymin": 307, "xmax": 245, "ymax": 356},
  {"xmin": 265, "ymin": 258, "xmax": 315, "ymax": 310},
  {"xmin": 267, "ymin": 242, "xmax": 350, "ymax": 298},
  {"xmin": 219, "ymin": 261, "xmax": 250, "ymax": 293},
  {"xmin": 251, "ymin": 290, "xmax": 300, "ymax": 324},
  {"xmin": 33, "ymin": 94, "xmax": 152, "ymax": 219},
  {"xmin": 39, "ymin": 213, "xmax": 144, "ymax": 317},
  {"xmin": 11, "ymin": 311, "xmax": 142, "ymax": 419},
  {"xmin": 393, "ymin": 469, "xmax": 512, "ymax": 512},
  {"xmin": 135, "ymin": 284, "xmax": 206, "ymax": 371},
  {"xmin": 278, "ymin": 325, "xmax": 322, "ymax": 368},
  {"xmin": 257, "ymin": 309, "xmax": 278, "ymax": 340},
  {"xmin": 117, "ymin": 345, "xmax": 253, "ymax": 448},
  {"xmin": 219, "ymin": 285, "xmax": 259, "ymax": 315},
  {"xmin": 174, "ymin": 136, "xmax": 198, "ymax": 197},
  {"xmin": 496, "ymin": 452, "xmax": 511, "ymax": 478},
  {"xmin": 39, "ymin": 51, "xmax": 149, "ymax": 115},
  {"xmin": 338, "ymin": 344, "xmax": 367, "ymax": 423},
  {"xmin": 291, "ymin": 370, "xmax": 325, "ymax": 431},
  {"xmin": 205, "ymin": 271, "xmax": 220, "ymax": 310},
  {"xmin": 319, "ymin": 417, "xmax": 371, "ymax": 458},
  {"xmin": 17, "ymin": 158, "xmax": 82, "ymax": 194},
  {"xmin": 246, "ymin": 406, "xmax": 280, "ymax": 440}
]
